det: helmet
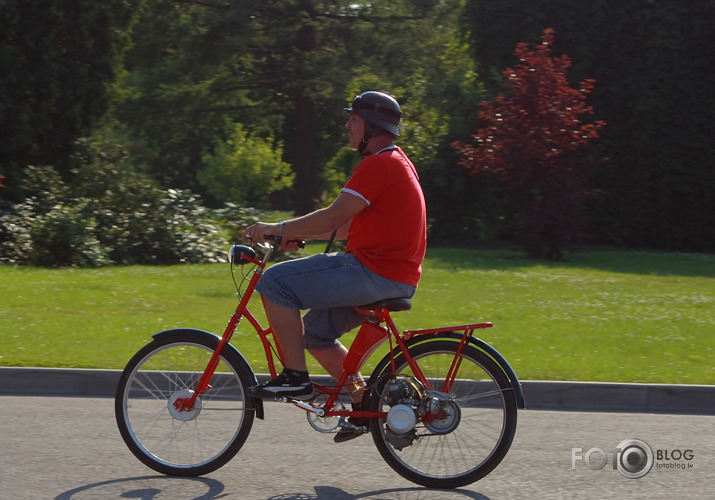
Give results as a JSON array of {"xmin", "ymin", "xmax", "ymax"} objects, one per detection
[{"xmin": 345, "ymin": 91, "xmax": 401, "ymax": 136}]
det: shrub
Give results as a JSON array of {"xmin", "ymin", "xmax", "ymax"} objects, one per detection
[
  {"xmin": 29, "ymin": 199, "xmax": 110, "ymax": 267},
  {"xmin": 157, "ymin": 189, "xmax": 227, "ymax": 264},
  {"xmin": 199, "ymin": 123, "xmax": 294, "ymax": 208},
  {"xmin": 70, "ymin": 135, "xmax": 227, "ymax": 264},
  {"xmin": 453, "ymin": 29, "xmax": 606, "ymax": 259},
  {"xmin": 0, "ymin": 134, "xmax": 302, "ymax": 267},
  {"xmin": 0, "ymin": 138, "xmax": 230, "ymax": 266},
  {"xmin": 0, "ymin": 199, "xmax": 34, "ymax": 264}
]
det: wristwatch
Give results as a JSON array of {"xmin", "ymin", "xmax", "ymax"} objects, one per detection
[{"xmin": 277, "ymin": 221, "xmax": 286, "ymax": 237}]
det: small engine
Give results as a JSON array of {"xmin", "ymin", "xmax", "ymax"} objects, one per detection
[{"xmin": 380, "ymin": 375, "xmax": 425, "ymax": 450}]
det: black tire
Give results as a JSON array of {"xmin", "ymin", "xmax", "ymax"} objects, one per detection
[
  {"xmin": 368, "ymin": 340, "xmax": 518, "ymax": 488},
  {"xmin": 115, "ymin": 333, "xmax": 256, "ymax": 476}
]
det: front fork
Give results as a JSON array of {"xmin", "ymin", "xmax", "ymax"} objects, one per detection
[{"xmin": 173, "ymin": 311, "xmax": 245, "ymax": 413}]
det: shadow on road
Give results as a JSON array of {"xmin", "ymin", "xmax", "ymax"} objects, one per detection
[
  {"xmin": 54, "ymin": 476, "xmax": 491, "ymax": 500},
  {"xmin": 266, "ymin": 485, "xmax": 491, "ymax": 499},
  {"xmin": 55, "ymin": 475, "xmax": 227, "ymax": 500}
]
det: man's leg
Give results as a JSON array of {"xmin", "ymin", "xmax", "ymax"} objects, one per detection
[
  {"xmin": 263, "ymin": 297, "xmax": 307, "ymax": 371},
  {"xmin": 246, "ymin": 297, "xmax": 313, "ymax": 399},
  {"xmin": 309, "ymin": 345, "xmax": 365, "ymax": 404},
  {"xmin": 310, "ymin": 344, "xmax": 369, "ymax": 443}
]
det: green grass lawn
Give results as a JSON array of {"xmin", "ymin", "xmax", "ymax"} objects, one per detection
[{"xmin": 1, "ymin": 247, "xmax": 713, "ymax": 384}]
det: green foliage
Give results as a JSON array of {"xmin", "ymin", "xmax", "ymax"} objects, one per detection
[
  {"xmin": 394, "ymin": 41, "xmax": 493, "ymax": 245},
  {"xmin": 0, "ymin": 165, "xmax": 71, "ymax": 264},
  {"xmin": 114, "ymin": 0, "xmax": 256, "ymax": 194},
  {"xmin": 321, "ymin": 145, "xmax": 361, "ymax": 202},
  {"xmin": 152, "ymin": 189, "xmax": 227, "ymax": 264},
  {"xmin": 29, "ymin": 199, "xmax": 110, "ymax": 268},
  {"xmin": 17, "ymin": 165, "xmax": 68, "ymax": 213},
  {"xmin": 113, "ymin": 0, "xmax": 472, "ymax": 214},
  {"xmin": 68, "ymin": 134, "xmax": 225, "ymax": 265},
  {"xmin": 1, "ymin": 192, "xmax": 113, "ymax": 267},
  {"xmin": 0, "ymin": 0, "xmax": 143, "ymax": 199},
  {"xmin": 0, "ymin": 198, "xmax": 34, "ymax": 264},
  {"xmin": 0, "ymin": 135, "xmax": 228, "ymax": 267},
  {"xmin": 0, "ymin": 131, "xmax": 298, "ymax": 267},
  {"xmin": 199, "ymin": 124, "xmax": 294, "ymax": 208},
  {"xmin": 4, "ymin": 0, "xmax": 713, "ymax": 261}
]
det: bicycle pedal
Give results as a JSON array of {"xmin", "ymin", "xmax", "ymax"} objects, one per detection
[
  {"xmin": 277, "ymin": 395, "xmax": 313, "ymax": 403},
  {"xmin": 338, "ymin": 419, "xmax": 368, "ymax": 432}
]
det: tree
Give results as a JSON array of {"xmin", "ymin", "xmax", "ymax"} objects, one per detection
[
  {"xmin": 461, "ymin": 0, "xmax": 715, "ymax": 252},
  {"xmin": 115, "ymin": 0, "xmax": 469, "ymax": 213},
  {"xmin": 453, "ymin": 29, "xmax": 605, "ymax": 259},
  {"xmin": 0, "ymin": 0, "xmax": 142, "ymax": 200}
]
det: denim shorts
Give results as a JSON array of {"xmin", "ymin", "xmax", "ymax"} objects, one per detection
[{"xmin": 255, "ymin": 252, "xmax": 416, "ymax": 349}]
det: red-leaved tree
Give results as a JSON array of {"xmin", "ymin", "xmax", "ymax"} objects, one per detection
[{"xmin": 453, "ymin": 28, "xmax": 606, "ymax": 259}]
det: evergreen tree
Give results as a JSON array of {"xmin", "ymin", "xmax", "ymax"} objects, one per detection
[{"xmin": 0, "ymin": 0, "xmax": 141, "ymax": 199}]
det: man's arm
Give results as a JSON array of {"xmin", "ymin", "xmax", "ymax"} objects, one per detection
[
  {"xmin": 309, "ymin": 219, "xmax": 351, "ymax": 240},
  {"xmin": 242, "ymin": 192, "xmax": 366, "ymax": 243}
]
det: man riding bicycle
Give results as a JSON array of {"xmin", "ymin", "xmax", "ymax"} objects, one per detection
[{"xmin": 242, "ymin": 91, "xmax": 426, "ymax": 442}]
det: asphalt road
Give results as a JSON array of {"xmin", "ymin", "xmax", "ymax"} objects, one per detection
[{"xmin": 1, "ymin": 396, "xmax": 713, "ymax": 500}]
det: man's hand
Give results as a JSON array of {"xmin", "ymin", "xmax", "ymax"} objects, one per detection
[{"xmin": 241, "ymin": 222, "xmax": 278, "ymax": 244}]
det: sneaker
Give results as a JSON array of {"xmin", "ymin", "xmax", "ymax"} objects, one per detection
[
  {"xmin": 247, "ymin": 370, "xmax": 313, "ymax": 399},
  {"xmin": 334, "ymin": 402, "xmax": 369, "ymax": 443}
]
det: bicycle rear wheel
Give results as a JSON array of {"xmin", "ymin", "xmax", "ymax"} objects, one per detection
[
  {"xmin": 369, "ymin": 339, "xmax": 518, "ymax": 488},
  {"xmin": 115, "ymin": 333, "xmax": 256, "ymax": 476}
]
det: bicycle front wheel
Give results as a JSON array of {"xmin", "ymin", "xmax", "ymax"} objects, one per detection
[
  {"xmin": 369, "ymin": 339, "xmax": 518, "ymax": 488},
  {"xmin": 115, "ymin": 333, "xmax": 256, "ymax": 476}
]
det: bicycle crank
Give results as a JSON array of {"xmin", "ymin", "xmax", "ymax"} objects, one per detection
[{"xmin": 305, "ymin": 394, "xmax": 346, "ymax": 433}]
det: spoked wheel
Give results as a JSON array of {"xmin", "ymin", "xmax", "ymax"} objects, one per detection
[
  {"xmin": 115, "ymin": 333, "xmax": 256, "ymax": 476},
  {"xmin": 369, "ymin": 340, "xmax": 518, "ymax": 488}
]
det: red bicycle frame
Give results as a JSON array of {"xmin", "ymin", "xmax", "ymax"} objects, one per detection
[{"xmin": 173, "ymin": 243, "xmax": 493, "ymax": 420}]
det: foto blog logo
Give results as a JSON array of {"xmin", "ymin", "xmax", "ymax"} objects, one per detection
[
  {"xmin": 572, "ymin": 438, "xmax": 654, "ymax": 479},
  {"xmin": 571, "ymin": 438, "xmax": 695, "ymax": 479}
]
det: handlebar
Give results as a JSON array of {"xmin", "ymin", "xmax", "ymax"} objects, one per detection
[
  {"xmin": 262, "ymin": 235, "xmax": 306, "ymax": 249},
  {"xmin": 228, "ymin": 236, "xmax": 305, "ymax": 266}
]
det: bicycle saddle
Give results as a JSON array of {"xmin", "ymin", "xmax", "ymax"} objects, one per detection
[{"xmin": 355, "ymin": 297, "xmax": 412, "ymax": 312}]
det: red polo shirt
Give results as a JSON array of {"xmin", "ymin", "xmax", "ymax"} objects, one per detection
[{"xmin": 342, "ymin": 146, "xmax": 427, "ymax": 287}]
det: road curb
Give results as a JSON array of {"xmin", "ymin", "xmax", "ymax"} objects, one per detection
[{"xmin": 1, "ymin": 367, "xmax": 713, "ymax": 415}]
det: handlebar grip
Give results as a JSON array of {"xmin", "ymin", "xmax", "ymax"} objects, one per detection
[{"xmin": 264, "ymin": 235, "xmax": 306, "ymax": 248}]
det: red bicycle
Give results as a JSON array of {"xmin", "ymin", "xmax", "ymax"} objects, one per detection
[{"xmin": 115, "ymin": 240, "xmax": 524, "ymax": 488}]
